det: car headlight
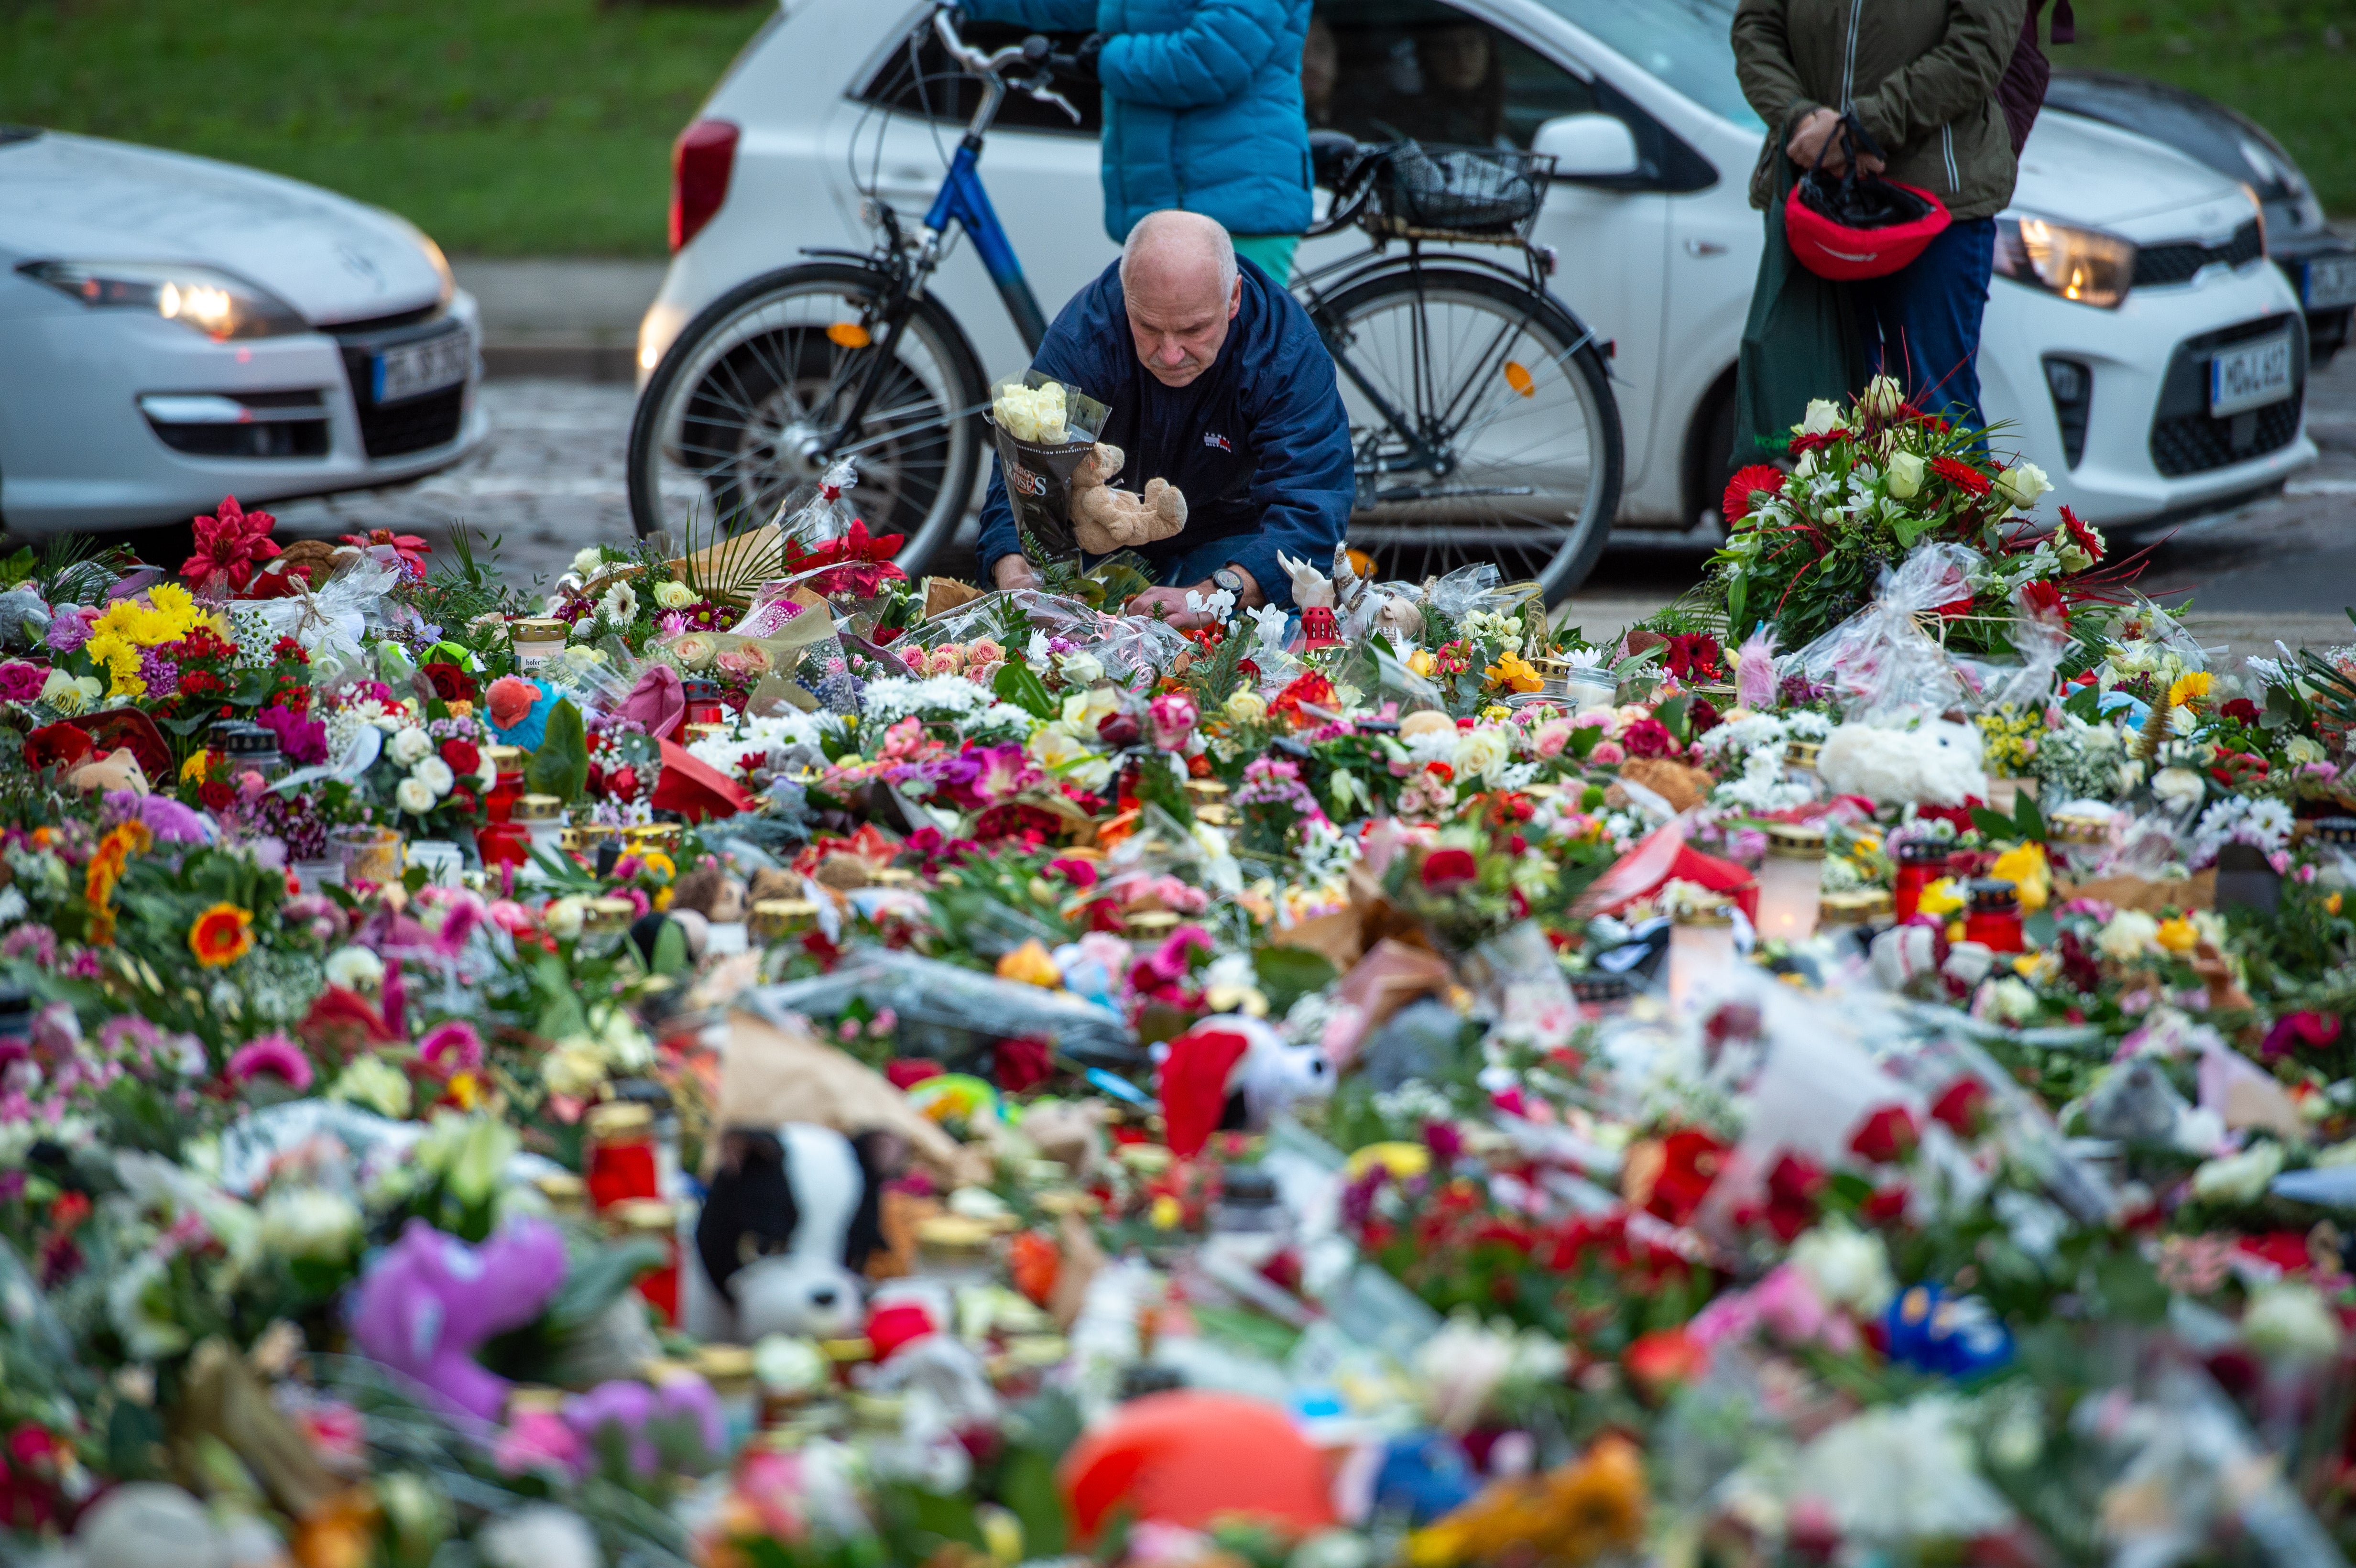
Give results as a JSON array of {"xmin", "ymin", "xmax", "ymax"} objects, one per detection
[
  {"xmin": 1994, "ymin": 216, "xmax": 2136, "ymax": 309},
  {"xmin": 18, "ymin": 260, "xmax": 306, "ymax": 338}
]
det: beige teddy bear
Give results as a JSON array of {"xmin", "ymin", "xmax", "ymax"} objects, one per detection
[{"xmin": 1069, "ymin": 443, "xmax": 1187, "ymax": 555}]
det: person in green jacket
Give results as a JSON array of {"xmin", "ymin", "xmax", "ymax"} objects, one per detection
[{"xmin": 1732, "ymin": 0, "xmax": 2028, "ymax": 432}]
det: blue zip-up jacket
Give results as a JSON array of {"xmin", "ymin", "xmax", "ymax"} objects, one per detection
[
  {"xmin": 977, "ymin": 257, "xmax": 1353, "ymax": 609},
  {"xmin": 963, "ymin": 0, "xmax": 1314, "ymax": 240}
]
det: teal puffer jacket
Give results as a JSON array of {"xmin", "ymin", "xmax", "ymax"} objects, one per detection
[{"xmin": 965, "ymin": 0, "xmax": 1314, "ymax": 241}]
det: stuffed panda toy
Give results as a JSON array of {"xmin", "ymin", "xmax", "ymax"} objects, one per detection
[
  {"xmin": 683, "ymin": 1123, "xmax": 900, "ymax": 1344},
  {"xmin": 1157, "ymin": 1015, "xmax": 1335, "ymax": 1159}
]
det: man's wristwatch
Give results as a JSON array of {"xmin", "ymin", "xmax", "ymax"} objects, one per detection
[{"xmin": 1210, "ymin": 566, "xmax": 1246, "ymax": 597}]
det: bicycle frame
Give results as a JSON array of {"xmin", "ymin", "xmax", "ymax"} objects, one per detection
[{"xmin": 923, "ymin": 137, "xmax": 1049, "ymax": 354}]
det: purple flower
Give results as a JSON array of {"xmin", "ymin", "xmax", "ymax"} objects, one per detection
[
  {"xmin": 137, "ymin": 795, "xmax": 211, "ymax": 844},
  {"xmin": 0, "ymin": 925, "xmax": 57, "ymax": 967},
  {"xmin": 44, "ymin": 611, "xmax": 90, "ymax": 653},
  {"xmin": 0, "ymin": 662, "xmax": 45, "ymax": 702},
  {"xmin": 257, "ymin": 704, "xmax": 328, "ymax": 766},
  {"xmin": 136, "ymin": 648, "xmax": 180, "ymax": 698},
  {"xmin": 418, "ymin": 1020, "xmax": 483, "ymax": 1078}
]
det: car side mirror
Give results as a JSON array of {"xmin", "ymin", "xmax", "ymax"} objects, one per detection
[{"xmin": 1533, "ymin": 113, "xmax": 1640, "ymax": 181}]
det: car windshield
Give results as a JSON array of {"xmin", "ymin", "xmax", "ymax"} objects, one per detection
[{"xmin": 1522, "ymin": 0, "xmax": 1763, "ymax": 130}]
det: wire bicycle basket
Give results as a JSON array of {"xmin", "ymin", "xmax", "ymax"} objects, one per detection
[{"xmin": 1347, "ymin": 142, "xmax": 1556, "ymax": 244}]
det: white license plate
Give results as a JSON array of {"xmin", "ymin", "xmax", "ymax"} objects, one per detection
[
  {"xmin": 372, "ymin": 326, "xmax": 471, "ymax": 404},
  {"xmin": 2306, "ymin": 254, "xmax": 2356, "ymax": 310},
  {"xmin": 2209, "ymin": 334, "xmax": 2293, "ymax": 417}
]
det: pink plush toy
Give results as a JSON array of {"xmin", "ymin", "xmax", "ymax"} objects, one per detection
[{"xmin": 351, "ymin": 1217, "xmax": 567, "ymax": 1420}]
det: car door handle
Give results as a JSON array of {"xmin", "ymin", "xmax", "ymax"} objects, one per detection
[{"xmin": 1684, "ymin": 239, "xmax": 1728, "ymax": 257}]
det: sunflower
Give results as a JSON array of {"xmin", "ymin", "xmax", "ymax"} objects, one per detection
[{"xmin": 188, "ymin": 902, "xmax": 255, "ymax": 968}]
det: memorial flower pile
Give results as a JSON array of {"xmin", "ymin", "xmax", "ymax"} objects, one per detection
[{"xmin": 0, "ymin": 464, "xmax": 2353, "ymax": 1568}]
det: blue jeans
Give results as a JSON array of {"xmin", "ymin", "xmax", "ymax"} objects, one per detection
[{"xmin": 1851, "ymin": 216, "xmax": 1996, "ymax": 436}]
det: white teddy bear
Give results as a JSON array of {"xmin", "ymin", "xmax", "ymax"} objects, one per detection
[{"xmin": 1817, "ymin": 718, "xmax": 1988, "ymax": 806}]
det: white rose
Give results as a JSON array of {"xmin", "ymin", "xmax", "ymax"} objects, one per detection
[
  {"xmin": 2094, "ymin": 910, "xmax": 2160, "ymax": 962},
  {"xmin": 477, "ymin": 754, "xmax": 501, "ymax": 791},
  {"xmin": 1800, "ymin": 398, "xmax": 1845, "ymax": 437},
  {"xmin": 1059, "ymin": 651, "xmax": 1105, "ymax": 687},
  {"xmin": 1226, "ymin": 690, "xmax": 1268, "ymax": 724},
  {"xmin": 394, "ymin": 776, "xmax": 437, "ymax": 814},
  {"xmin": 1994, "ymin": 461, "xmax": 2051, "ymax": 509},
  {"xmin": 599, "ymin": 581, "xmax": 639, "ymax": 624},
  {"xmin": 1859, "ymin": 374, "xmax": 1903, "ymax": 418},
  {"xmin": 389, "ymin": 727, "xmax": 432, "ymax": 765},
  {"xmin": 1984, "ymin": 976, "xmax": 2040, "ymax": 1024},
  {"xmin": 543, "ymin": 896, "xmax": 588, "ymax": 940},
  {"xmin": 2057, "ymin": 541, "xmax": 2093, "ymax": 572},
  {"xmin": 570, "ymin": 547, "xmax": 606, "ymax": 577},
  {"xmin": 654, "ymin": 579, "xmax": 696, "ymax": 610},
  {"xmin": 541, "ymin": 1041, "xmax": 608, "ymax": 1099},
  {"xmin": 2286, "ymin": 735, "xmax": 2325, "ymax": 765},
  {"xmin": 2191, "ymin": 1140, "xmax": 2283, "ymax": 1206},
  {"xmin": 323, "ymin": 946, "xmax": 386, "ymax": 991},
  {"xmin": 412, "ymin": 756, "xmax": 456, "ymax": 795},
  {"xmin": 1456, "ymin": 727, "xmax": 1510, "ymax": 782},
  {"xmin": 2151, "ymin": 765, "xmax": 2206, "ymax": 814},
  {"xmin": 753, "ymin": 1334, "xmax": 830, "ymax": 1394},
  {"xmin": 2244, "ymin": 1282, "xmax": 2342, "ymax": 1360},
  {"xmin": 1789, "ymin": 1221, "xmax": 1896, "ymax": 1315},
  {"xmin": 259, "ymin": 1188, "xmax": 362, "ymax": 1261},
  {"xmin": 1886, "ymin": 449, "xmax": 1926, "ymax": 500}
]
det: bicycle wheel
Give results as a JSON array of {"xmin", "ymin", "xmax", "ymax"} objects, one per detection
[
  {"xmin": 1312, "ymin": 265, "xmax": 1622, "ymax": 604},
  {"xmin": 628, "ymin": 264, "xmax": 987, "ymax": 572}
]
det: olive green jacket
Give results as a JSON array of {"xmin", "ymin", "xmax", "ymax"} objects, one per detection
[{"xmin": 1732, "ymin": 0, "xmax": 2029, "ymax": 222}]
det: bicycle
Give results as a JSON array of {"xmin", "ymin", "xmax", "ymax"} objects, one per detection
[{"xmin": 627, "ymin": 8, "xmax": 1623, "ymax": 602}]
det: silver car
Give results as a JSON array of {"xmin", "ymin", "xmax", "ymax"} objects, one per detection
[{"xmin": 0, "ymin": 128, "xmax": 487, "ymax": 535}]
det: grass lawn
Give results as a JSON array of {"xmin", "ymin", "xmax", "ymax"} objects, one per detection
[
  {"xmin": 2061, "ymin": 0, "xmax": 2356, "ymax": 215},
  {"xmin": 0, "ymin": 0, "xmax": 769, "ymax": 255}
]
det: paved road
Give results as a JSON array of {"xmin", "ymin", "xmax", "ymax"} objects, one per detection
[{"xmin": 270, "ymin": 346, "xmax": 2356, "ymax": 663}]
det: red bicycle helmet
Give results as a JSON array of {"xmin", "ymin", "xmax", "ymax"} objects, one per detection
[{"xmin": 1783, "ymin": 114, "xmax": 1952, "ymax": 281}]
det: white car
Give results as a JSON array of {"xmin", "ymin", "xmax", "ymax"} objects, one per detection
[
  {"xmin": 0, "ymin": 129, "xmax": 486, "ymax": 536},
  {"xmin": 640, "ymin": 0, "xmax": 2313, "ymax": 566}
]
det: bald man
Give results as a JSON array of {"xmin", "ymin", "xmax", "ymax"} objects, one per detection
[{"xmin": 979, "ymin": 211, "xmax": 1353, "ymax": 628}]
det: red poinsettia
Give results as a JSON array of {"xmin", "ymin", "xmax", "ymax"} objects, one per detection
[
  {"xmin": 1722, "ymin": 463, "xmax": 1788, "ymax": 523},
  {"xmin": 339, "ymin": 528, "xmax": 431, "ymax": 577},
  {"xmin": 785, "ymin": 519, "xmax": 906, "ymax": 599},
  {"xmin": 1931, "ymin": 456, "xmax": 1991, "ymax": 498},
  {"xmin": 181, "ymin": 496, "xmax": 281, "ymax": 596}
]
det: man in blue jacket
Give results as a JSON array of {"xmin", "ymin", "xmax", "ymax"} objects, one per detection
[
  {"xmin": 963, "ymin": 0, "xmax": 1314, "ymax": 278},
  {"xmin": 981, "ymin": 211, "xmax": 1353, "ymax": 625}
]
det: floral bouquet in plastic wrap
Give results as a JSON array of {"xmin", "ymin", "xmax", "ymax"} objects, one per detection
[
  {"xmin": 985, "ymin": 372, "xmax": 1109, "ymax": 566},
  {"xmin": 1711, "ymin": 376, "xmax": 2128, "ymax": 652}
]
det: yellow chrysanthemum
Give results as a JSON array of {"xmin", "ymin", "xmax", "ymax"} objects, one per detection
[
  {"xmin": 2167, "ymin": 671, "xmax": 2213, "ymax": 709},
  {"xmin": 179, "ymin": 751, "xmax": 215, "ymax": 783}
]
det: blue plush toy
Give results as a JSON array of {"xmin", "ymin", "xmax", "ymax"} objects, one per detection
[
  {"xmin": 488, "ymin": 678, "xmax": 559, "ymax": 752},
  {"xmin": 1885, "ymin": 1282, "xmax": 2013, "ymax": 1379}
]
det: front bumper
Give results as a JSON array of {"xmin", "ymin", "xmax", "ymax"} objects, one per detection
[
  {"xmin": 2271, "ymin": 230, "xmax": 2356, "ymax": 360},
  {"xmin": 1979, "ymin": 259, "xmax": 2316, "ymax": 529},
  {"xmin": 0, "ymin": 289, "xmax": 489, "ymax": 535}
]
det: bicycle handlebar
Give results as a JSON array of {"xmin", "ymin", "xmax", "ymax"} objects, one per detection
[{"xmin": 932, "ymin": 9, "xmax": 1082, "ymax": 124}]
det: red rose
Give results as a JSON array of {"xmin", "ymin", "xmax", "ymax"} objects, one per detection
[
  {"xmin": 1861, "ymin": 1182, "xmax": 1911, "ymax": 1224},
  {"xmin": 1420, "ymin": 847, "xmax": 1479, "ymax": 892},
  {"xmin": 606, "ymin": 766, "xmax": 640, "ymax": 800},
  {"xmin": 886, "ymin": 1058, "xmax": 945, "ymax": 1090},
  {"xmin": 1620, "ymin": 718, "xmax": 1676, "ymax": 759},
  {"xmin": 1929, "ymin": 1077, "xmax": 1990, "ymax": 1136},
  {"xmin": 23, "ymin": 723, "xmax": 93, "ymax": 774},
  {"xmin": 2221, "ymin": 698, "xmax": 2260, "ymax": 723},
  {"xmin": 1624, "ymin": 1327, "xmax": 1704, "ymax": 1397},
  {"xmin": 1762, "ymin": 1152, "xmax": 1826, "ymax": 1241},
  {"xmin": 439, "ymin": 738, "xmax": 482, "ymax": 777},
  {"xmin": 1848, "ymin": 1103, "xmax": 1920, "ymax": 1165},
  {"xmin": 992, "ymin": 1036, "xmax": 1055, "ymax": 1094},
  {"xmin": 1645, "ymin": 1127, "xmax": 1728, "ymax": 1225},
  {"xmin": 197, "ymin": 779, "xmax": 235, "ymax": 813},
  {"xmin": 422, "ymin": 662, "xmax": 478, "ymax": 702}
]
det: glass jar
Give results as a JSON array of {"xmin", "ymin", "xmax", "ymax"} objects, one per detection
[
  {"xmin": 1668, "ymin": 899, "xmax": 1737, "ymax": 1013},
  {"xmin": 1754, "ymin": 821, "xmax": 1827, "ymax": 943},
  {"xmin": 1964, "ymin": 878, "xmax": 2025, "ymax": 953},
  {"xmin": 1818, "ymin": 889, "xmax": 1893, "ymax": 935},
  {"xmin": 1206, "ymin": 1166, "xmax": 1287, "ymax": 1269},
  {"xmin": 585, "ymin": 1100, "xmax": 659, "ymax": 1211},
  {"xmin": 1894, "ymin": 839, "xmax": 1950, "ymax": 922},
  {"xmin": 482, "ymin": 744, "xmax": 527, "ymax": 823},
  {"xmin": 509, "ymin": 617, "xmax": 570, "ymax": 671},
  {"xmin": 579, "ymin": 896, "xmax": 637, "ymax": 954},
  {"xmin": 218, "ymin": 721, "xmax": 284, "ymax": 783},
  {"xmin": 605, "ymin": 1197, "xmax": 680, "ymax": 1326},
  {"xmin": 749, "ymin": 898, "xmax": 818, "ymax": 942},
  {"xmin": 331, "ymin": 824, "xmax": 404, "ymax": 887},
  {"xmin": 1783, "ymin": 739, "xmax": 1822, "ymax": 791},
  {"xmin": 517, "ymin": 793, "xmax": 567, "ymax": 861},
  {"xmin": 681, "ymin": 677, "xmax": 726, "ymax": 729},
  {"xmin": 1560, "ymin": 665, "xmax": 1619, "ymax": 715},
  {"xmin": 914, "ymin": 1215, "xmax": 998, "ymax": 1287}
]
